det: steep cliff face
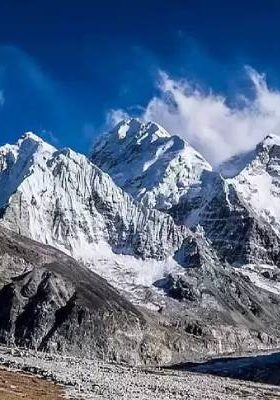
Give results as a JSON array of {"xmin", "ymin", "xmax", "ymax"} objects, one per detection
[
  {"xmin": 0, "ymin": 132, "xmax": 187, "ymax": 263},
  {"xmin": 173, "ymin": 174, "xmax": 280, "ymax": 266},
  {"xmin": 91, "ymin": 119, "xmax": 211, "ymax": 210}
]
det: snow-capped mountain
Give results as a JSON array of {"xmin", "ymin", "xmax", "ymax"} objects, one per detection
[
  {"xmin": 2, "ymin": 125, "xmax": 280, "ymax": 359},
  {"xmin": 2, "ymin": 127, "xmax": 280, "ymax": 271},
  {"xmin": 91, "ymin": 118, "xmax": 212, "ymax": 210}
]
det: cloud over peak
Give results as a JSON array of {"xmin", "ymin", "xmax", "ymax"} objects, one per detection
[{"xmin": 108, "ymin": 67, "xmax": 280, "ymax": 166}]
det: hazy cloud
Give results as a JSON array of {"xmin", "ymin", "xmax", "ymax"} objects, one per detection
[
  {"xmin": 0, "ymin": 90, "xmax": 4, "ymax": 106},
  {"xmin": 106, "ymin": 109, "xmax": 130, "ymax": 128}
]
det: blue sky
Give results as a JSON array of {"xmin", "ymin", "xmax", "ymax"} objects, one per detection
[{"xmin": 1, "ymin": 0, "xmax": 280, "ymax": 157}]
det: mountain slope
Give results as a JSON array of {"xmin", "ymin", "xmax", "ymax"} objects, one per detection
[
  {"xmin": 0, "ymin": 225, "xmax": 178, "ymax": 364},
  {"xmin": 1, "ymin": 224, "xmax": 280, "ymax": 363},
  {"xmin": 2, "ymin": 131, "xmax": 280, "ymax": 271},
  {"xmin": 91, "ymin": 119, "xmax": 212, "ymax": 210}
]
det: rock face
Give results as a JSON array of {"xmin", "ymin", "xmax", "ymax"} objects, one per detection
[
  {"xmin": 172, "ymin": 172, "xmax": 280, "ymax": 266},
  {"xmin": 91, "ymin": 119, "xmax": 211, "ymax": 210},
  {"xmin": 171, "ymin": 135, "xmax": 280, "ymax": 267},
  {"xmin": 0, "ymin": 264, "xmax": 144, "ymax": 363}
]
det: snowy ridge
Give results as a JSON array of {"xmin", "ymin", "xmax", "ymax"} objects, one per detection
[
  {"xmin": 91, "ymin": 118, "xmax": 212, "ymax": 210},
  {"xmin": 0, "ymin": 132, "xmax": 56, "ymax": 208},
  {"xmin": 0, "ymin": 131, "xmax": 196, "ymax": 305},
  {"xmin": 2, "ymin": 128, "xmax": 280, "ymax": 270},
  {"xmin": 0, "ymin": 128, "xmax": 214, "ymax": 312}
]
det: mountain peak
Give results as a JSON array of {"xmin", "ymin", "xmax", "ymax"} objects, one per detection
[
  {"xmin": 91, "ymin": 118, "xmax": 211, "ymax": 209},
  {"xmin": 259, "ymin": 133, "xmax": 280, "ymax": 149},
  {"xmin": 16, "ymin": 131, "xmax": 46, "ymax": 146},
  {"xmin": 15, "ymin": 131, "xmax": 57, "ymax": 155},
  {"xmin": 111, "ymin": 118, "xmax": 171, "ymax": 143},
  {"xmin": 219, "ymin": 134, "xmax": 280, "ymax": 178},
  {"xmin": 114, "ymin": 118, "xmax": 141, "ymax": 139}
]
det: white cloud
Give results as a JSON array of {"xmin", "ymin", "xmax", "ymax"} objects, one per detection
[
  {"xmin": 106, "ymin": 108, "xmax": 130, "ymax": 128},
  {"xmin": 108, "ymin": 67, "xmax": 280, "ymax": 166},
  {"xmin": 0, "ymin": 90, "xmax": 5, "ymax": 106}
]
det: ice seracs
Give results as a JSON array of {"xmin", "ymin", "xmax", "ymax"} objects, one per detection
[{"xmin": 91, "ymin": 118, "xmax": 212, "ymax": 210}]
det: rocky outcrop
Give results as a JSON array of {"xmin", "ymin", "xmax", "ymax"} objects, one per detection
[
  {"xmin": 0, "ymin": 262, "xmax": 149, "ymax": 363},
  {"xmin": 0, "ymin": 226, "xmax": 176, "ymax": 364}
]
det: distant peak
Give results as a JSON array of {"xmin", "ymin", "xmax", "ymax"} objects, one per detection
[
  {"xmin": 113, "ymin": 118, "xmax": 142, "ymax": 139},
  {"xmin": 219, "ymin": 133, "xmax": 280, "ymax": 178},
  {"xmin": 15, "ymin": 131, "xmax": 57, "ymax": 155}
]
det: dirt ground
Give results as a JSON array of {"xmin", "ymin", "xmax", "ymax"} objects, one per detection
[{"xmin": 0, "ymin": 368, "xmax": 65, "ymax": 400}]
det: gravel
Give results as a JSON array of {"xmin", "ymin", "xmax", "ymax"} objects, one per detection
[{"xmin": 0, "ymin": 346, "xmax": 280, "ymax": 399}]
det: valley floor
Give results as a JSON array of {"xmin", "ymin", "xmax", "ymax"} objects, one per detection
[{"xmin": 0, "ymin": 347, "xmax": 280, "ymax": 399}]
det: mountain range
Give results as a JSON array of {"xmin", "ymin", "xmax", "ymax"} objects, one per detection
[{"xmin": 1, "ymin": 118, "xmax": 280, "ymax": 364}]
